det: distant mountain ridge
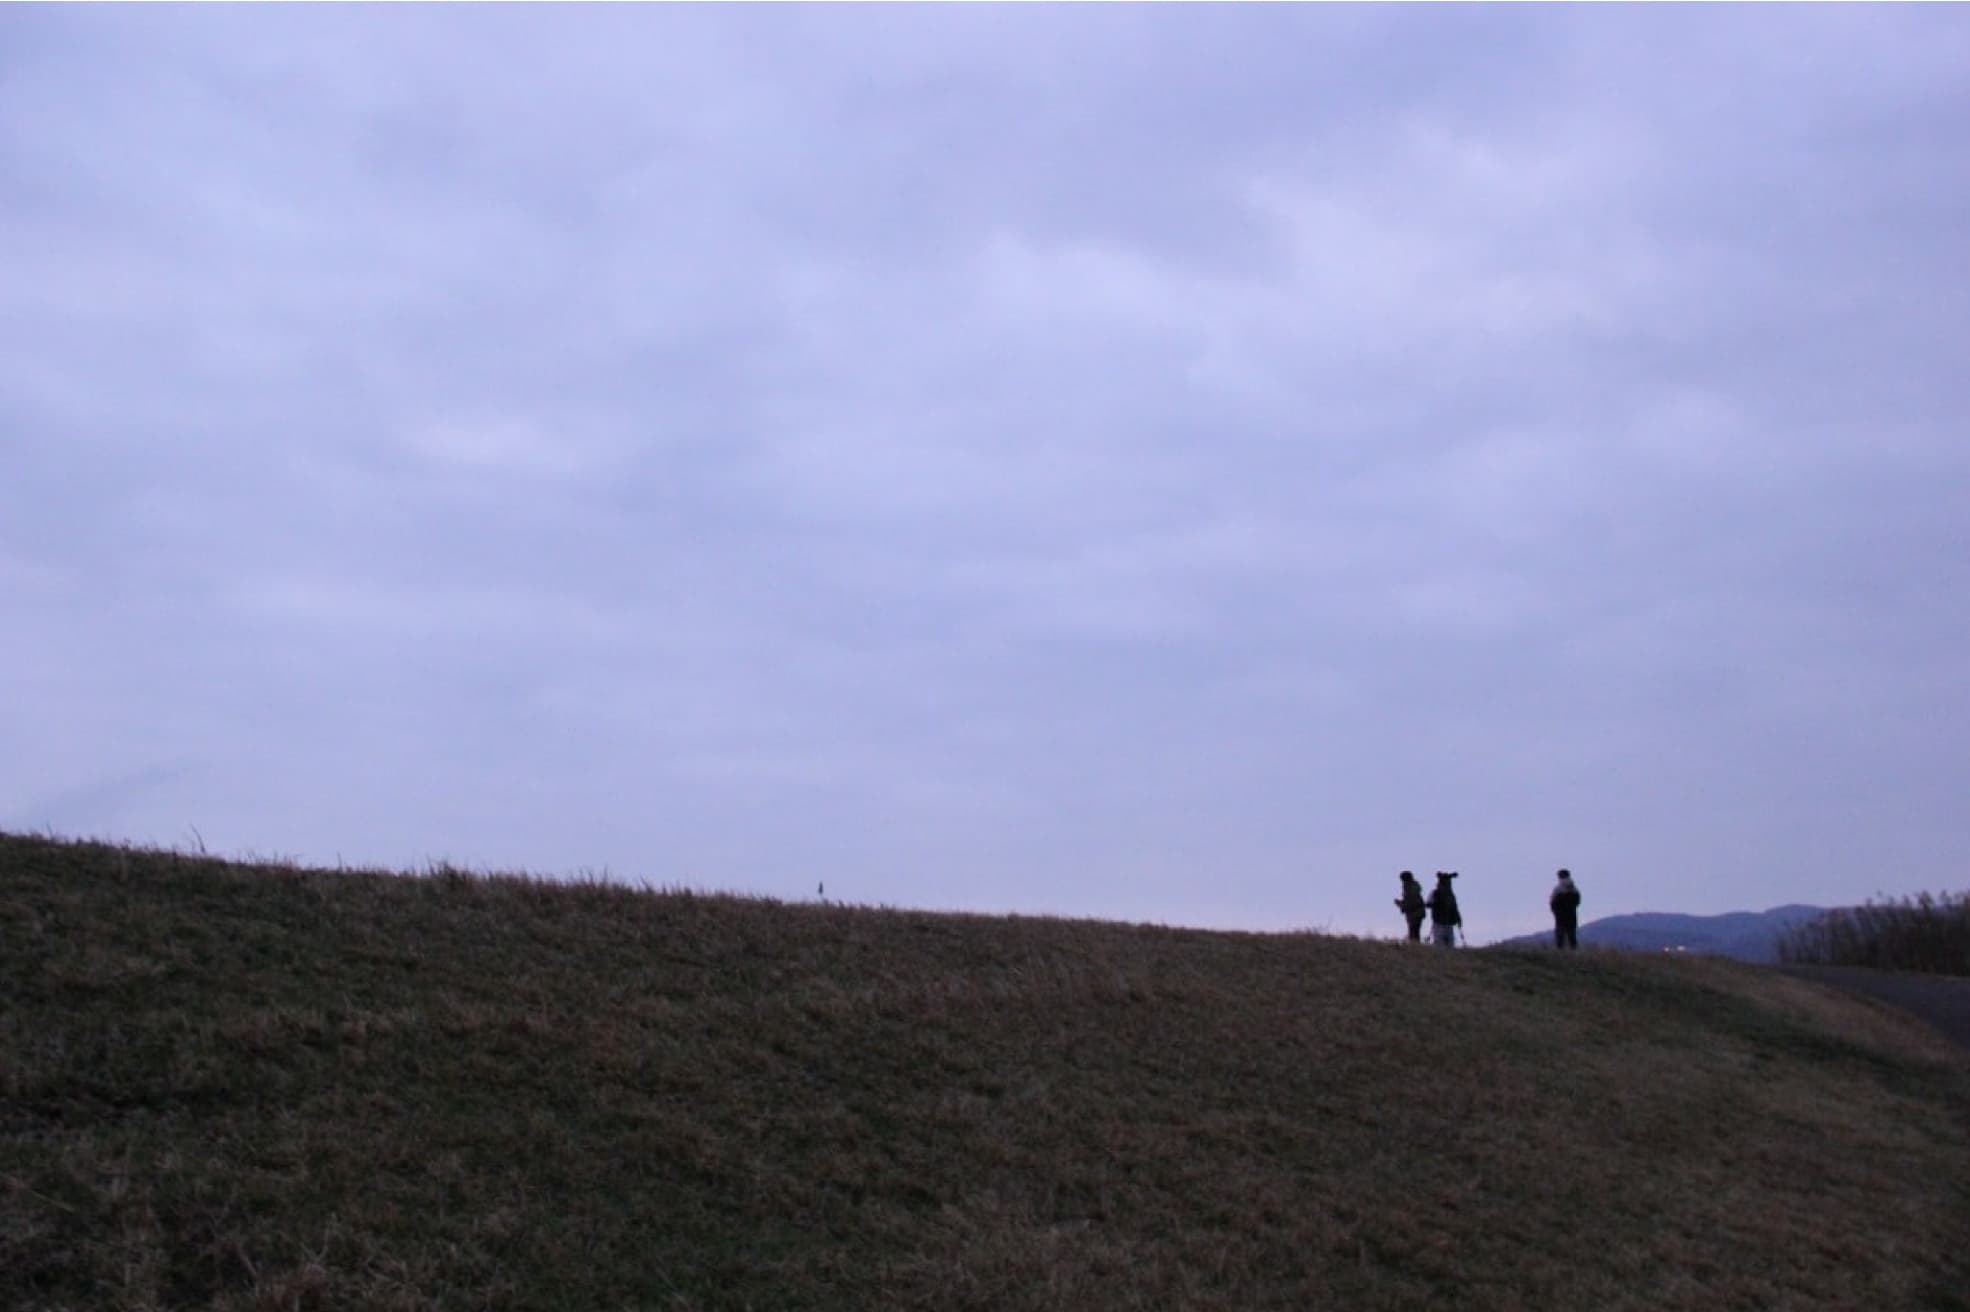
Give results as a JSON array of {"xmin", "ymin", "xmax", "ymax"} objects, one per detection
[{"xmin": 1495, "ymin": 904, "xmax": 1833, "ymax": 962}]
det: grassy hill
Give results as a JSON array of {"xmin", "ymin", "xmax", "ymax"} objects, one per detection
[{"xmin": 4, "ymin": 832, "xmax": 1968, "ymax": 1311}]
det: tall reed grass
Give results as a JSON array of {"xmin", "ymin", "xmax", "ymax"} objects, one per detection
[{"xmin": 1776, "ymin": 891, "xmax": 1970, "ymax": 976}]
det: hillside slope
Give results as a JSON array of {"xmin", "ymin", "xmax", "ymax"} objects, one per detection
[{"xmin": 4, "ymin": 833, "xmax": 1967, "ymax": 1311}]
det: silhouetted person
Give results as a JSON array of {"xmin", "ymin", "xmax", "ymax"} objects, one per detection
[
  {"xmin": 1550, "ymin": 868, "xmax": 1581, "ymax": 950},
  {"xmin": 1426, "ymin": 871, "xmax": 1462, "ymax": 947},
  {"xmin": 1394, "ymin": 870, "xmax": 1427, "ymax": 943}
]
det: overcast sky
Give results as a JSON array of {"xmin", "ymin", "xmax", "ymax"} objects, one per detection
[{"xmin": 5, "ymin": 7, "xmax": 1967, "ymax": 942}]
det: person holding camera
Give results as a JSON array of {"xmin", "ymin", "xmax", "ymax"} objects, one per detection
[{"xmin": 1394, "ymin": 870, "xmax": 1427, "ymax": 943}]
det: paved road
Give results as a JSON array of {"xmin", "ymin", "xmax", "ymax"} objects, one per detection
[{"xmin": 1778, "ymin": 965, "xmax": 1970, "ymax": 1052}]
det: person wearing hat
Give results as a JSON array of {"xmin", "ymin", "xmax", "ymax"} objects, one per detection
[
  {"xmin": 1550, "ymin": 868, "xmax": 1582, "ymax": 950},
  {"xmin": 1394, "ymin": 871, "xmax": 1427, "ymax": 944},
  {"xmin": 1425, "ymin": 871, "xmax": 1462, "ymax": 947}
]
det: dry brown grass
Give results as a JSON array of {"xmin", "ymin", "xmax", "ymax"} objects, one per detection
[
  {"xmin": 4, "ymin": 831, "xmax": 1968, "ymax": 1311},
  {"xmin": 1778, "ymin": 892, "xmax": 1970, "ymax": 976}
]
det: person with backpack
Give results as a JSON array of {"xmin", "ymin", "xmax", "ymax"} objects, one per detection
[
  {"xmin": 1426, "ymin": 871, "xmax": 1462, "ymax": 947},
  {"xmin": 1394, "ymin": 871, "xmax": 1427, "ymax": 944},
  {"xmin": 1550, "ymin": 868, "xmax": 1582, "ymax": 950}
]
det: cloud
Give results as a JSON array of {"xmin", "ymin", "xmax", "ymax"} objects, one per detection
[
  {"xmin": 4, "ymin": 762, "xmax": 204, "ymax": 838},
  {"xmin": 4, "ymin": 6, "xmax": 1968, "ymax": 936},
  {"xmin": 399, "ymin": 414, "xmax": 632, "ymax": 481}
]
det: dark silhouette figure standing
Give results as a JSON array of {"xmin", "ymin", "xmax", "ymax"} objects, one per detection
[
  {"xmin": 1550, "ymin": 868, "xmax": 1581, "ymax": 950},
  {"xmin": 1394, "ymin": 871, "xmax": 1427, "ymax": 943},
  {"xmin": 1426, "ymin": 871, "xmax": 1462, "ymax": 948}
]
